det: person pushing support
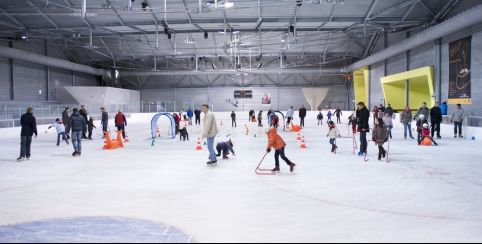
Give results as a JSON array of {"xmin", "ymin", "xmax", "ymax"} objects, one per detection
[{"xmin": 265, "ymin": 127, "xmax": 296, "ymax": 173}]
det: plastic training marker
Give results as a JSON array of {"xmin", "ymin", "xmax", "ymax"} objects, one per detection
[
  {"xmin": 300, "ymin": 136, "xmax": 307, "ymax": 149},
  {"xmin": 195, "ymin": 138, "xmax": 203, "ymax": 151}
]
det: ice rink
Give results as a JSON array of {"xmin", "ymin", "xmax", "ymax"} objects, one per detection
[{"xmin": 1, "ymin": 112, "xmax": 482, "ymax": 242}]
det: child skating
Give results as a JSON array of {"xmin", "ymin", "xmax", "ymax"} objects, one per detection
[
  {"xmin": 416, "ymin": 114, "xmax": 428, "ymax": 143},
  {"xmin": 372, "ymin": 118, "xmax": 389, "ymax": 161},
  {"xmin": 383, "ymin": 113, "xmax": 393, "ymax": 139},
  {"xmin": 327, "ymin": 121, "xmax": 339, "ymax": 153},
  {"xmin": 327, "ymin": 111, "xmax": 333, "ymax": 123},
  {"xmin": 348, "ymin": 114, "xmax": 357, "ymax": 134},
  {"xmin": 87, "ymin": 116, "xmax": 96, "ymax": 140},
  {"xmin": 216, "ymin": 139, "xmax": 235, "ymax": 159},
  {"xmin": 419, "ymin": 123, "xmax": 439, "ymax": 146},
  {"xmin": 317, "ymin": 112, "xmax": 324, "ymax": 126},
  {"xmin": 47, "ymin": 118, "xmax": 69, "ymax": 146},
  {"xmin": 265, "ymin": 127, "xmax": 296, "ymax": 173}
]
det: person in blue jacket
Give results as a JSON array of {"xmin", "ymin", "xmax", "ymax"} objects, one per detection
[
  {"xmin": 187, "ymin": 108, "xmax": 194, "ymax": 126},
  {"xmin": 440, "ymin": 101, "xmax": 448, "ymax": 116},
  {"xmin": 327, "ymin": 111, "xmax": 333, "ymax": 123}
]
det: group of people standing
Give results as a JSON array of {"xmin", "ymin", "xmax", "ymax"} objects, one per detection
[{"xmin": 17, "ymin": 106, "xmax": 128, "ymax": 161}]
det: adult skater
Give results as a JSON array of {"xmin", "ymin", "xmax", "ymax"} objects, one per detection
[
  {"xmin": 202, "ymin": 104, "xmax": 219, "ymax": 165},
  {"xmin": 62, "ymin": 107, "xmax": 70, "ymax": 139},
  {"xmin": 385, "ymin": 104, "xmax": 394, "ymax": 118},
  {"xmin": 286, "ymin": 106, "xmax": 294, "ymax": 127},
  {"xmin": 357, "ymin": 102, "xmax": 370, "ymax": 156},
  {"xmin": 187, "ymin": 108, "xmax": 194, "ymax": 126},
  {"xmin": 101, "ymin": 107, "xmax": 109, "ymax": 136},
  {"xmin": 401, "ymin": 106, "xmax": 415, "ymax": 140},
  {"xmin": 231, "ymin": 111, "xmax": 237, "ymax": 127},
  {"xmin": 379, "ymin": 104, "xmax": 386, "ymax": 118},
  {"xmin": 299, "ymin": 105, "xmax": 307, "ymax": 128},
  {"xmin": 414, "ymin": 102, "xmax": 429, "ymax": 121},
  {"xmin": 79, "ymin": 105, "xmax": 88, "ymax": 139},
  {"xmin": 372, "ymin": 118, "xmax": 389, "ymax": 160},
  {"xmin": 216, "ymin": 139, "xmax": 235, "ymax": 159},
  {"xmin": 451, "ymin": 104, "xmax": 465, "ymax": 138},
  {"xmin": 115, "ymin": 110, "xmax": 127, "ymax": 139},
  {"xmin": 70, "ymin": 108, "xmax": 86, "ymax": 157},
  {"xmin": 194, "ymin": 107, "xmax": 202, "ymax": 126},
  {"xmin": 258, "ymin": 111, "xmax": 263, "ymax": 127},
  {"xmin": 267, "ymin": 109, "xmax": 274, "ymax": 126},
  {"xmin": 335, "ymin": 107, "xmax": 343, "ymax": 124},
  {"xmin": 383, "ymin": 113, "xmax": 393, "ymax": 139},
  {"xmin": 265, "ymin": 127, "xmax": 296, "ymax": 173},
  {"xmin": 430, "ymin": 102, "xmax": 443, "ymax": 139},
  {"xmin": 17, "ymin": 107, "xmax": 37, "ymax": 161}
]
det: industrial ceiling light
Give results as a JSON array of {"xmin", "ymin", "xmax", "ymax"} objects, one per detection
[
  {"xmin": 204, "ymin": 32, "xmax": 209, "ymax": 39},
  {"xmin": 257, "ymin": 63, "xmax": 263, "ymax": 69},
  {"xmin": 296, "ymin": 0, "xmax": 302, "ymax": 7},
  {"xmin": 20, "ymin": 31, "xmax": 28, "ymax": 40},
  {"xmin": 289, "ymin": 25, "xmax": 295, "ymax": 33}
]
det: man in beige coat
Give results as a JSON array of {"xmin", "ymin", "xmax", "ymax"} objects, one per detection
[{"xmin": 202, "ymin": 104, "xmax": 219, "ymax": 164}]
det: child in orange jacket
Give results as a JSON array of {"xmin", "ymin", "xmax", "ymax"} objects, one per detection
[{"xmin": 265, "ymin": 127, "xmax": 296, "ymax": 173}]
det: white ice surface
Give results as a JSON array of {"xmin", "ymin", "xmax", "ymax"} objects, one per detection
[{"xmin": 1, "ymin": 112, "xmax": 482, "ymax": 242}]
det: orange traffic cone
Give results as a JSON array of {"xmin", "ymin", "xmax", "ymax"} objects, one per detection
[
  {"xmin": 296, "ymin": 133, "xmax": 302, "ymax": 141},
  {"xmin": 195, "ymin": 138, "xmax": 203, "ymax": 150},
  {"xmin": 300, "ymin": 136, "xmax": 307, "ymax": 149}
]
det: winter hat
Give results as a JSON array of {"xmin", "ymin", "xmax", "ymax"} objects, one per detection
[
  {"xmin": 423, "ymin": 123, "xmax": 429, "ymax": 128},
  {"xmin": 419, "ymin": 114, "xmax": 425, "ymax": 119}
]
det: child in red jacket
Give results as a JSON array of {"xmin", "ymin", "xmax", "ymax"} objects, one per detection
[{"xmin": 419, "ymin": 123, "xmax": 438, "ymax": 146}]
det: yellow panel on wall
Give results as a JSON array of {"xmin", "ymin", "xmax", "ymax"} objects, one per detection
[{"xmin": 381, "ymin": 66, "xmax": 435, "ymax": 111}]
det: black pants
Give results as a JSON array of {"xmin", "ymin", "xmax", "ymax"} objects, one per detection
[
  {"xmin": 195, "ymin": 116, "xmax": 200, "ymax": 125},
  {"xmin": 258, "ymin": 118, "xmax": 263, "ymax": 127},
  {"xmin": 287, "ymin": 117, "xmax": 292, "ymax": 126},
  {"xmin": 274, "ymin": 147, "xmax": 293, "ymax": 168},
  {"xmin": 431, "ymin": 121, "xmax": 441, "ymax": 137},
  {"xmin": 82, "ymin": 125, "xmax": 87, "ymax": 139},
  {"xmin": 116, "ymin": 125, "xmax": 126, "ymax": 139},
  {"xmin": 454, "ymin": 122, "xmax": 463, "ymax": 136},
  {"xmin": 336, "ymin": 116, "xmax": 341, "ymax": 124},
  {"xmin": 378, "ymin": 145, "xmax": 386, "ymax": 159},
  {"xmin": 20, "ymin": 136, "xmax": 32, "ymax": 158},
  {"xmin": 360, "ymin": 131, "xmax": 367, "ymax": 154},
  {"xmin": 88, "ymin": 128, "xmax": 93, "ymax": 139},
  {"xmin": 232, "ymin": 119, "xmax": 236, "ymax": 127},
  {"xmin": 300, "ymin": 117, "xmax": 305, "ymax": 127}
]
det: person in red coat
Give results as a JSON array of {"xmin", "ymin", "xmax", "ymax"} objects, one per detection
[
  {"xmin": 115, "ymin": 111, "xmax": 127, "ymax": 139},
  {"xmin": 173, "ymin": 113, "xmax": 181, "ymax": 134},
  {"xmin": 419, "ymin": 123, "xmax": 438, "ymax": 146}
]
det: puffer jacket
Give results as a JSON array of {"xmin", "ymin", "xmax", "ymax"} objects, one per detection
[
  {"xmin": 267, "ymin": 128, "xmax": 286, "ymax": 150},
  {"xmin": 372, "ymin": 125, "xmax": 388, "ymax": 145},
  {"xmin": 327, "ymin": 127, "xmax": 339, "ymax": 139},
  {"xmin": 69, "ymin": 111, "xmax": 86, "ymax": 132}
]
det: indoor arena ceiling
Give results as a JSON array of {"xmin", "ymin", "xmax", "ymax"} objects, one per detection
[{"xmin": 0, "ymin": 0, "xmax": 477, "ymax": 78}]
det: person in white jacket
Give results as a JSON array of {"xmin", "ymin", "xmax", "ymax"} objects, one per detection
[
  {"xmin": 47, "ymin": 118, "xmax": 69, "ymax": 146},
  {"xmin": 202, "ymin": 104, "xmax": 219, "ymax": 165},
  {"xmin": 326, "ymin": 121, "xmax": 340, "ymax": 153},
  {"xmin": 286, "ymin": 106, "xmax": 294, "ymax": 127}
]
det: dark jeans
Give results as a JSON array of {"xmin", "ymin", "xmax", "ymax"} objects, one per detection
[
  {"xmin": 378, "ymin": 145, "xmax": 386, "ymax": 159},
  {"xmin": 360, "ymin": 131, "xmax": 367, "ymax": 154},
  {"xmin": 195, "ymin": 116, "xmax": 201, "ymax": 125},
  {"xmin": 116, "ymin": 125, "xmax": 126, "ymax": 139},
  {"xmin": 300, "ymin": 117, "xmax": 305, "ymax": 127},
  {"xmin": 72, "ymin": 131, "xmax": 82, "ymax": 152},
  {"xmin": 287, "ymin": 117, "xmax": 292, "ymax": 126},
  {"xmin": 317, "ymin": 120, "xmax": 322, "ymax": 126},
  {"xmin": 258, "ymin": 118, "xmax": 263, "ymax": 127},
  {"xmin": 232, "ymin": 119, "xmax": 236, "ymax": 127},
  {"xmin": 404, "ymin": 123, "xmax": 413, "ymax": 139},
  {"xmin": 431, "ymin": 121, "xmax": 441, "ymax": 137},
  {"xmin": 454, "ymin": 122, "xmax": 463, "ymax": 136},
  {"xmin": 57, "ymin": 132, "xmax": 68, "ymax": 146},
  {"xmin": 336, "ymin": 116, "xmax": 341, "ymax": 124},
  {"xmin": 20, "ymin": 136, "xmax": 32, "ymax": 158},
  {"xmin": 102, "ymin": 122, "xmax": 108, "ymax": 134},
  {"xmin": 274, "ymin": 147, "xmax": 293, "ymax": 168}
]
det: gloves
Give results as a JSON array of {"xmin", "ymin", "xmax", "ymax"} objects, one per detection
[{"xmin": 266, "ymin": 148, "xmax": 271, "ymax": 153}]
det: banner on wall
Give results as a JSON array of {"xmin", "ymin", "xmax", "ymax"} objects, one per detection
[
  {"xmin": 262, "ymin": 93, "xmax": 271, "ymax": 105},
  {"xmin": 448, "ymin": 36, "xmax": 472, "ymax": 105}
]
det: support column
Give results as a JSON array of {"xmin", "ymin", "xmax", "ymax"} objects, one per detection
[
  {"xmin": 434, "ymin": 38, "xmax": 442, "ymax": 103},
  {"xmin": 405, "ymin": 32, "xmax": 410, "ymax": 107},
  {"xmin": 45, "ymin": 40, "xmax": 50, "ymax": 101},
  {"xmin": 9, "ymin": 41, "xmax": 14, "ymax": 100}
]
